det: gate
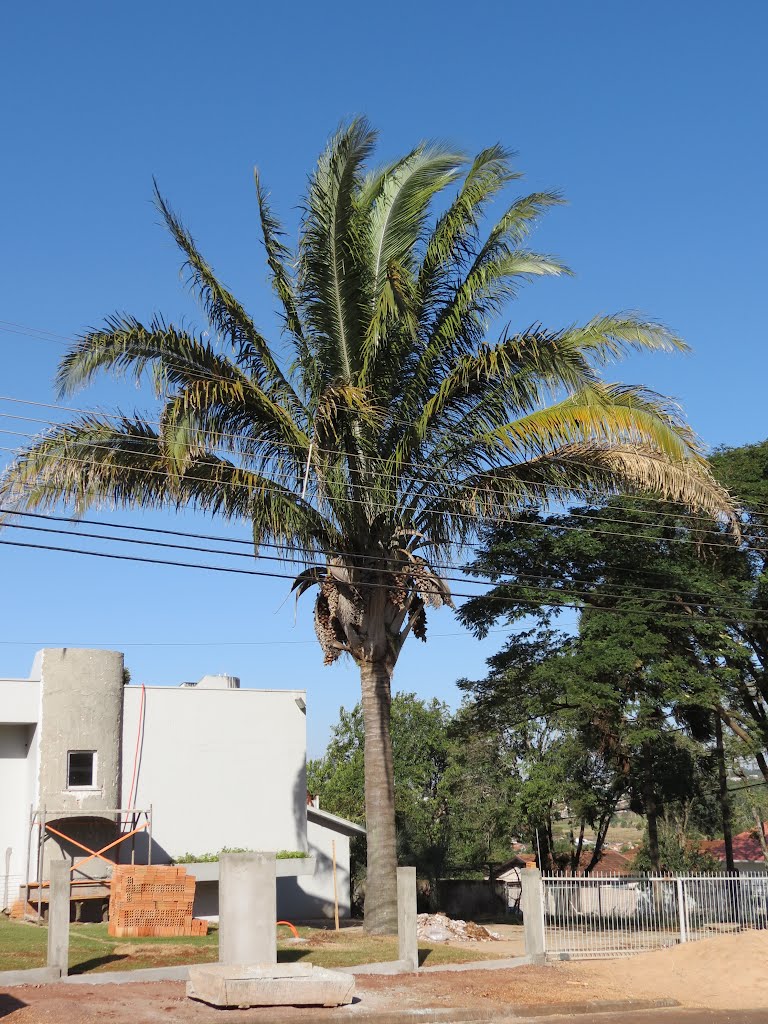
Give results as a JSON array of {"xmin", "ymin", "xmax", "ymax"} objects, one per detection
[{"xmin": 540, "ymin": 872, "xmax": 768, "ymax": 959}]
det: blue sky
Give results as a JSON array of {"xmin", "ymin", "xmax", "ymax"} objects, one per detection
[{"xmin": 1, "ymin": 1, "xmax": 765, "ymax": 755}]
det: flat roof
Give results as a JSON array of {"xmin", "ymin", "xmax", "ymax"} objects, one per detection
[{"xmin": 308, "ymin": 806, "xmax": 366, "ymax": 837}]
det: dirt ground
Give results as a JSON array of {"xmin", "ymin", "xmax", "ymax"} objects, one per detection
[
  {"xmin": 568, "ymin": 930, "xmax": 768, "ymax": 1011},
  {"xmin": 1, "ymin": 932, "xmax": 765, "ymax": 1022}
]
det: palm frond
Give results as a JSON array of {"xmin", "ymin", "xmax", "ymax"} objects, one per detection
[
  {"xmin": 55, "ymin": 316, "xmax": 226, "ymax": 397},
  {"xmin": 418, "ymin": 145, "xmax": 519, "ymax": 307},
  {"xmin": 482, "ymin": 383, "xmax": 701, "ymax": 465},
  {"xmin": 159, "ymin": 377, "xmax": 311, "ymax": 485},
  {"xmin": 472, "ymin": 191, "xmax": 565, "ymax": 269},
  {"xmin": 396, "ymin": 249, "xmax": 569, "ymax": 428},
  {"xmin": 153, "ymin": 183, "xmax": 302, "ymax": 412},
  {"xmin": 253, "ymin": 169, "xmax": 305, "ymax": 346},
  {"xmin": 0, "ymin": 415, "xmax": 338, "ymax": 548},
  {"xmin": 452, "ymin": 442, "xmax": 740, "ymax": 537},
  {"xmin": 361, "ymin": 145, "xmax": 465, "ymax": 374},
  {"xmin": 299, "ymin": 118, "xmax": 377, "ymax": 383},
  {"xmin": 565, "ymin": 313, "xmax": 690, "ymax": 364}
]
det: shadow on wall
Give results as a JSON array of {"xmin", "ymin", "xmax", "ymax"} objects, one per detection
[
  {"xmin": 277, "ymin": 872, "xmax": 337, "ymax": 921},
  {"xmin": 192, "ymin": 872, "xmax": 344, "ymax": 922},
  {"xmin": 294, "ymin": 713, "xmax": 308, "ymax": 847},
  {"xmin": 45, "ymin": 816, "xmax": 120, "ymax": 880},
  {"xmin": 121, "ymin": 829, "xmax": 173, "ymax": 867}
]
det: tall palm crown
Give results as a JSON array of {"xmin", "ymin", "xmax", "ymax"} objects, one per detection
[{"xmin": 2, "ymin": 119, "xmax": 734, "ymax": 932}]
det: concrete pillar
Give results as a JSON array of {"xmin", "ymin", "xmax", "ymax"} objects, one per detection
[
  {"xmin": 397, "ymin": 866, "xmax": 418, "ymax": 971},
  {"xmin": 46, "ymin": 860, "xmax": 70, "ymax": 976},
  {"xmin": 219, "ymin": 852, "xmax": 276, "ymax": 965},
  {"xmin": 520, "ymin": 867, "xmax": 545, "ymax": 963}
]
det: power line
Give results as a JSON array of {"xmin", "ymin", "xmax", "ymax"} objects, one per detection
[
  {"xmin": 7, "ymin": 516, "xmax": 764, "ymax": 619},
  {"xmin": 0, "ymin": 624, "xmax": 521, "ymax": 649},
  {"xmin": 5, "ymin": 532, "xmax": 768, "ymax": 630},
  {"xmin": 0, "ymin": 392, "xmax": 749, "ymax": 534},
  {"xmin": 0, "ymin": 434, "xmax": 752, "ymax": 555},
  {"xmin": 1, "ymin": 504, "xmax": 749, "ymax": 607},
  {"xmin": 0, "ymin": 321, "xmax": 752, "ymax": 520},
  {"xmin": 0, "ymin": 415, "xmax": 741, "ymax": 554}
]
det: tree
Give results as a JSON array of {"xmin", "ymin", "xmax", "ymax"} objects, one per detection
[
  {"xmin": 308, "ymin": 693, "xmax": 453, "ymax": 897},
  {"xmin": 458, "ymin": 485, "xmax": 765, "ymax": 868},
  {"xmin": 308, "ymin": 694, "xmax": 517, "ymax": 898},
  {"xmin": 707, "ymin": 442, "xmax": 768, "ymax": 785},
  {"xmin": 0, "ymin": 120, "xmax": 735, "ymax": 931}
]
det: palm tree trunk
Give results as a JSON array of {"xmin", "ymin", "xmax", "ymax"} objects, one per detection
[{"xmin": 359, "ymin": 657, "xmax": 398, "ymax": 934}]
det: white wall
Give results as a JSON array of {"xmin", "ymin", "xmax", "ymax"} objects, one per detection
[
  {"xmin": 120, "ymin": 686, "xmax": 307, "ymax": 862},
  {"xmin": 277, "ymin": 820, "xmax": 352, "ymax": 921},
  {"xmin": 0, "ymin": 722, "xmax": 36, "ymax": 909},
  {"xmin": 0, "ymin": 679, "xmax": 40, "ymax": 725}
]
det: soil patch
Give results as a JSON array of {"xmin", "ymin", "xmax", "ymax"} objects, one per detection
[
  {"xmin": 567, "ymin": 930, "xmax": 768, "ymax": 1010},
  {"xmin": 2, "ymin": 932, "xmax": 764, "ymax": 1020}
]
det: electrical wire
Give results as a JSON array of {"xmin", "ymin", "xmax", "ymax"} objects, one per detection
[
  {"xmin": 4, "ymin": 532, "xmax": 768, "ymax": 630},
  {"xmin": 0, "ymin": 504, "xmax": 750, "ymax": 606},
  {"xmin": 6, "ymin": 516, "xmax": 763, "ymax": 619},
  {"xmin": 0, "ymin": 434, "xmax": 753, "ymax": 556},
  {"xmin": 2, "ymin": 515, "xmax": 764, "ymax": 622},
  {"xmin": 0, "ymin": 392, "xmax": 752, "ymax": 535},
  {"xmin": 0, "ymin": 319, "xmax": 759, "ymax": 519}
]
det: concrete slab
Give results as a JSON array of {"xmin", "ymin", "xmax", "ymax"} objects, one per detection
[
  {"xmin": 187, "ymin": 962, "xmax": 355, "ymax": 1008},
  {"xmin": 420, "ymin": 955, "xmax": 532, "ymax": 973}
]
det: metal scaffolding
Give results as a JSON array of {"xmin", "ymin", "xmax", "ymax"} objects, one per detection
[{"xmin": 25, "ymin": 804, "xmax": 153, "ymax": 921}]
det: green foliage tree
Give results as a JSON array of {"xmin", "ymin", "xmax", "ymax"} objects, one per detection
[
  {"xmin": 0, "ymin": 121, "xmax": 734, "ymax": 930},
  {"xmin": 308, "ymin": 693, "xmax": 516, "ymax": 899},
  {"xmin": 459, "ymin": 443, "xmax": 768, "ymax": 869}
]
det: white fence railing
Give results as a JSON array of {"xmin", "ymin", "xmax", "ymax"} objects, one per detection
[{"xmin": 540, "ymin": 872, "xmax": 768, "ymax": 959}]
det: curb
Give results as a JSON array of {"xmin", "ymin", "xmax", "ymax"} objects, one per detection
[
  {"xmin": 0, "ymin": 966, "xmax": 61, "ymax": 986},
  {"xmin": 498, "ymin": 998, "xmax": 681, "ymax": 1019},
  {"xmin": 62, "ymin": 964, "xmax": 191, "ymax": 984},
  {"xmin": 338, "ymin": 955, "xmax": 531, "ymax": 976},
  {"xmin": 420, "ymin": 955, "xmax": 531, "ymax": 973}
]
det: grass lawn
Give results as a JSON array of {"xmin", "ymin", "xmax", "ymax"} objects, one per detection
[{"xmin": 0, "ymin": 917, "xmax": 507, "ymax": 974}]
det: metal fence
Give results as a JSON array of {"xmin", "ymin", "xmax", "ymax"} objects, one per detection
[{"xmin": 541, "ymin": 872, "xmax": 768, "ymax": 959}]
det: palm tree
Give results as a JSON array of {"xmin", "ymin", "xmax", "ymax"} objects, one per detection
[{"xmin": 1, "ymin": 120, "xmax": 735, "ymax": 933}]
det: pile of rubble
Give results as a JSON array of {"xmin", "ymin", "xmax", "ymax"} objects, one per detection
[{"xmin": 416, "ymin": 912, "xmax": 502, "ymax": 943}]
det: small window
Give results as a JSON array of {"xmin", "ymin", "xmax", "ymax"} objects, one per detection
[{"xmin": 67, "ymin": 750, "xmax": 96, "ymax": 789}]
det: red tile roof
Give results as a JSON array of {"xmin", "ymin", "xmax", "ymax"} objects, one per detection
[
  {"xmin": 701, "ymin": 825, "xmax": 768, "ymax": 864},
  {"xmin": 566, "ymin": 849, "xmax": 634, "ymax": 875}
]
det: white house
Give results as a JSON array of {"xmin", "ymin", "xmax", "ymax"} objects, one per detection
[{"xmin": 0, "ymin": 648, "xmax": 364, "ymax": 921}]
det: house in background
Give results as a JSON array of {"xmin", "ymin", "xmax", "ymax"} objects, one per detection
[
  {"xmin": 0, "ymin": 648, "xmax": 363, "ymax": 920},
  {"xmin": 701, "ymin": 827, "xmax": 768, "ymax": 873}
]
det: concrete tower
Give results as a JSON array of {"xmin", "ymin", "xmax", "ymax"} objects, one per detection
[{"xmin": 38, "ymin": 649, "xmax": 124, "ymax": 878}]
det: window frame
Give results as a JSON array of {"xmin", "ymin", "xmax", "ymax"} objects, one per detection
[{"xmin": 66, "ymin": 749, "xmax": 98, "ymax": 791}]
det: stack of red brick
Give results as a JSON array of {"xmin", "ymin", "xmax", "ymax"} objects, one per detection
[
  {"xmin": 9, "ymin": 899, "xmax": 35, "ymax": 919},
  {"xmin": 108, "ymin": 865, "xmax": 208, "ymax": 937}
]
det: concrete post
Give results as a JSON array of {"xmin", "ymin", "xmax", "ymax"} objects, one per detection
[
  {"xmin": 219, "ymin": 852, "xmax": 277, "ymax": 965},
  {"xmin": 397, "ymin": 866, "xmax": 418, "ymax": 971},
  {"xmin": 520, "ymin": 867, "xmax": 545, "ymax": 963},
  {"xmin": 46, "ymin": 860, "xmax": 70, "ymax": 976}
]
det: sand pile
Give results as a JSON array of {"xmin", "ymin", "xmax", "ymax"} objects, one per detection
[
  {"xmin": 575, "ymin": 930, "xmax": 768, "ymax": 1010},
  {"xmin": 417, "ymin": 912, "xmax": 502, "ymax": 943}
]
